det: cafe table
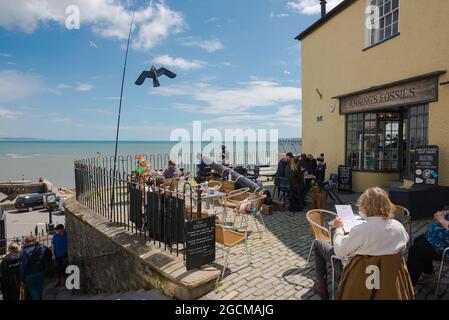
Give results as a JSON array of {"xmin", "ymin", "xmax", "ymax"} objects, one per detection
[{"xmin": 185, "ymin": 190, "xmax": 227, "ymax": 217}]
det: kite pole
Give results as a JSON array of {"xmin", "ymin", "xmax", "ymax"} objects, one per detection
[{"xmin": 111, "ymin": 2, "xmax": 136, "ymax": 210}]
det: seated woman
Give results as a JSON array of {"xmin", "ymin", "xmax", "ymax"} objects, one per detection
[
  {"xmin": 407, "ymin": 210, "xmax": 449, "ymax": 287},
  {"xmin": 313, "ymin": 187, "xmax": 409, "ymax": 299},
  {"xmin": 162, "ymin": 160, "xmax": 181, "ymax": 180}
]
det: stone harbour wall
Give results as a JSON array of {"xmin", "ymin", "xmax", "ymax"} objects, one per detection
[{"xmin": 64, "ymin": 197, "xmax": 220, "ymax": 300}]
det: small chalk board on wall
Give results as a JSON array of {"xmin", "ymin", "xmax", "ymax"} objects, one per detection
[{"xmin": 338, "ymin": 165, "xmax": 353, "ymax": 192}]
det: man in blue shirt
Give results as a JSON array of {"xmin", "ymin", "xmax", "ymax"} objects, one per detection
[
  {"xmin": 407, "ymin": 210, "xmax": 449, "ymax": 286},
  {"xmin": 51, "ymin": 224, "xmax": 68, "ymax": 287}
]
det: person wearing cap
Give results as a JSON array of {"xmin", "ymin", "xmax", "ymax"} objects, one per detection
[
  {"xmin": 0, "ymin": 243, "xmax": 22, "ymax": 300},
  {"xmin": 52, "ymin": 224, "xmax": 68, "ymax": 287}
]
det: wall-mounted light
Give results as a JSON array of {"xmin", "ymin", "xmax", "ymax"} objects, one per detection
[{"xmin": 328, "ymin": 103, "xmax": 336, "ymax": 113}]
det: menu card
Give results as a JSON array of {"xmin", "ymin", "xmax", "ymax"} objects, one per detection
[{"xmin": 335, "ymin": 205, "xmax": 365, "ymax": 233}]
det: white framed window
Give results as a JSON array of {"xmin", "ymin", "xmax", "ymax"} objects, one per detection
[{"xmin": 365, "ymin": 0, "xmax": 400, "ymax": 48}]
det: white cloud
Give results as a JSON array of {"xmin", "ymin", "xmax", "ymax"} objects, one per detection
[
  {"xmin": 198, "ymin": 105, "xmax": 301, "ymax": 128},
  {"xmin": 284, "ymin": 70, "xmax": 291, "ymax": 75},
  {"xmin": 0, "ymin": 52, "xmax": 11, "ymax": 57},
  {"xmin": 178, "ymin": 37, "xmax": 224, "ymax": 53},
  {"xmin": 287, "ymin": 0, "xmax": 344, "ymax": 15},
  {"xmin": 0, "ymin": 107, "xmax": 23, "ymax": 119},
  {"xmin": 153, "ymin": 55, "xmax": 206, "ymax": 71},
  {"xmin": 156, "ymin": 80, "xmax": 301, "ymax": 115},
  {"xmin": 0, "ymin": 70, "xmax": 43, "ymax": 103},
  {"xmin": 270, "ymin": 12, "xmax": 289, "ymax": 18},
  {"xmin": 204, "ymin": 17, "xmax": 219, "ymax": 24},
  {"xmin": 56, "ymin": 84, "xmax": 71, "ymax": 89},
  {"xmin": 0, "ymin": 0, "xmax": 184, "ymax": 51},
  {"xmin": 81, "ymin": 108, "xmax": 113, "ymax": 116},
  {"xmin": 76, "ymin": 82, "xmax": 94, "ymax": 92}
]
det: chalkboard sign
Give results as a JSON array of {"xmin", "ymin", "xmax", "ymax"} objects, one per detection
[
  {"xmin": 414, "ymin": 145, "xmax": 439, "ymax": 185},
  {"xmin": 185, "ymin": 216, "xmax": 216, "ymax": 271},
  {"xmin": 338, "ymin": 165, "xmax": 353, "ymax": 192}
]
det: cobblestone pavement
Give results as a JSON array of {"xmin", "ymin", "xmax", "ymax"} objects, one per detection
[{"xmin": 200, "ymin": 191, "xmax": 449, "ymax": 301}]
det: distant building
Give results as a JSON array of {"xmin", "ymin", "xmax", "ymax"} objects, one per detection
[{"xmin": 296, "ymin": 0, "xmax": 449, "ymax": 192}]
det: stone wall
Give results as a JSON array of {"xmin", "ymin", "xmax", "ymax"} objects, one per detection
[
  {"xmin": 64, "ymin": 197, "xmax": 220, "ymax": 300},
  {"xmin": 0, "ymin": 182, "xmax": 45, "ymax": 195}
]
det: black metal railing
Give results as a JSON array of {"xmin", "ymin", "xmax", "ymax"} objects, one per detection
[
  {"xmin": 78, "ymin": 151, "xmax": 278, "ymax": 177},
  {"xmin": 0, "ymin": 233, "xmax": 53, "ymax": 254},
  {"xmin": 0, "ymin": 210, "xmax": 6, "ymax": 255},
  {"xmin": 74, "ymin": 161, "xmax": 202, "ymax": 257}
]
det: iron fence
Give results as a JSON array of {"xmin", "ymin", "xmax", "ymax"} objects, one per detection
[
  {"xmin": 80, "ymin": 152, "xmax": 278, "ymax": 177},
  {"xmin": 74, "ymin": 161, "xmax": 203, "ymax": 258},
  {"xmin": 0, "ymin": 233, "xmax": 53, "ymax": 255},
  {"xmin": 0, "ymin": 209, "xmax": 5, "ymax": 255}
]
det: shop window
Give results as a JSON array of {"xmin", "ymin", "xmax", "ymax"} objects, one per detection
[
  {"xmin": 404, "ymin": 105, "xmax": 429, "ymax": 179},
  {"xmin": 366, "ymin": 0, "xmax": 400, "ymax": 47},
  {"xmin": 345, "ymin": 112, "xmax": 401, "ymax": 172}
]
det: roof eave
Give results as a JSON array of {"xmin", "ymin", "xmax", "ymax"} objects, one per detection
[{"xmin": 295, "ymin": 0, "xmax": 357, "ymax": 41}]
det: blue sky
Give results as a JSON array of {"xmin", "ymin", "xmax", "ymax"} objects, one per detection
[{"xmin": 0, "ymin": 0, "xmax": 343, "ymax": 140}]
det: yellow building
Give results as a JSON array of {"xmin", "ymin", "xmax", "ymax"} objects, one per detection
[{"xmin": 296, "ymin": 0, "xmax": 449, "ymax": 192}]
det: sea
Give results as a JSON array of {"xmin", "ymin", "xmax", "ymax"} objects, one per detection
[{"xmin": 0, "ymin": 140, "xmax": 301, "ymax": 187}]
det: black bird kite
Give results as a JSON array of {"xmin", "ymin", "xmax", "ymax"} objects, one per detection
[{"xmin": 135, "ymin": 66, "xmax": 177, "ymax": 88}]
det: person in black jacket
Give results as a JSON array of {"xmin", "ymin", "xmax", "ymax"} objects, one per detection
[
  {"xmin": 20, "ymin": 236, "xmax": 52, "ymax": 300},
  {"xmin": 0, "ymin": 243, "xmax": 22, "ymax": 300},
  {"xmin": 315, "ymin": 156, "xmax": 327, "ymax": 187}
]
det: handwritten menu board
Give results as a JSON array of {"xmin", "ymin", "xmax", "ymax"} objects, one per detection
[
  {"xmin": 338, "ymin": 165, "xmax": 353, "ymax": 192},
  {"xmin": 414, "ymin": 145, "xmax": 439, "ymax": 185},
  {"xmin": 185, "ymin": 216, "xmax": 216, "ymax": 271}
]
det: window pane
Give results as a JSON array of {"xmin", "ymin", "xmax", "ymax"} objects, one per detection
[
  {"xmin": 392, "ymin": 0, "xmax": 399, "ymax": 10},
  {"xmin": 386, "ymin": 13, "xmax": 392, "ymax": 26},
  {"xmin": 385, "ymin": 1, "xmax": 391, "ymax": 14},
  {"xmin": 393, "ymin": 10, "xmax": 399, "ymax": 22},
  {"xmin": 393, "ymin": 22, "xmax": 399, "ymax": 34},
  {"xmin": 385, "ymin": 26, "xmax": 392, "ymax": 38}
]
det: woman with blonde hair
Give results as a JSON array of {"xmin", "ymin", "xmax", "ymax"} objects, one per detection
[{"xmin": 313, "ymin": 187, "xmax": 409, "ymax": 299}]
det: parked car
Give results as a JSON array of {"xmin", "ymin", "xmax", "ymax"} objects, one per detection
[{"xmin": 14, "ymin": 193, "xmax": 45, "ymax": 212}]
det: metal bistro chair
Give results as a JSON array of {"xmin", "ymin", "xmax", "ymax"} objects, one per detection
[
  {"xmin": 219, "ymin": 188, "xmax": 250, "ymax": 223},
  {"xmin": 392, "ymin": 205, "xmax": 412, "ymax": 248},
  {"xmin": 277, "ymin": 177, "xmax": 290, "ymax": 202},
  {"xmin": 435, "ymin": 247, "xmax": 449, "ymax": 298},
  {"xmin": 323, "ymin": 173, "xmax": 343, "ymax": 205},
  {"xmin": 233, "ymin": 194, "xmax": 267, "ymax": 238},
  {"xmin": 215, "ymin": 223, "xmax": 250, "ymax": 281},
  {"xmin": 306, "ymin": 209, "xmax": 341, "ymax": 300}
]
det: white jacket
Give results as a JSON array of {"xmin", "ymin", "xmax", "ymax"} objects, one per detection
[{"xmin": 333, "ymin": 216, "xmax": 409, "ymax": 265}]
